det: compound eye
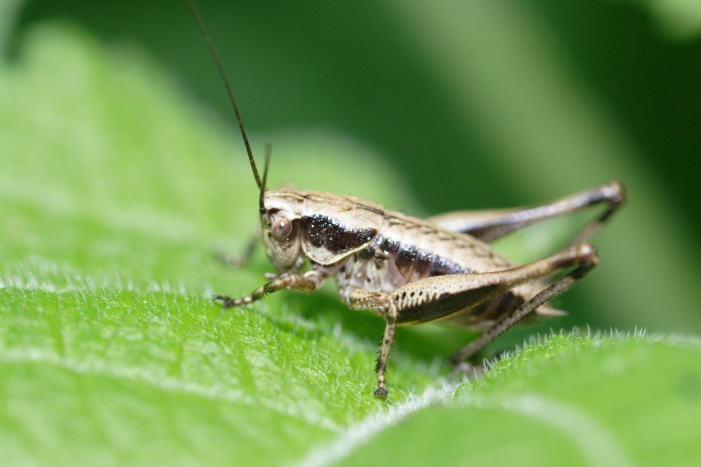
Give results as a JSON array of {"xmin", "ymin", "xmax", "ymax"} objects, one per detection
[{"xmin": 271, "ymin": 216, "xmax": 292, "ymax": 240}]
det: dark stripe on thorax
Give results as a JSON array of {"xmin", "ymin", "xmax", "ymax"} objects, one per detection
[{"xmin": 301, "ymin": 214, "xmax": 377, "ymax": 255}]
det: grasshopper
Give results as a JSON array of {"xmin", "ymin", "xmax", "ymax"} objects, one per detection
[{"xmin": 191, "ymin": 1, "xmax": 625, "ymax": 397}]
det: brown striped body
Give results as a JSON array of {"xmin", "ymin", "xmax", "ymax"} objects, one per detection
[{"xmin": 262, "ymin": 189, "xmax": 554, "ymax": 330}]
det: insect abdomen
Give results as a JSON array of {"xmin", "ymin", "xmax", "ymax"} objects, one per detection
[
  {"xmin": 334, "ymin": 211, "xmax": 545, "ymax": 328},
  {"xmin": 335, "ymin": 232, "xmax": 473, "ymax": 304}
]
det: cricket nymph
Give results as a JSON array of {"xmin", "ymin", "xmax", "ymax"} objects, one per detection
[
  {"xmin": 261, "ymin": 188, "xmax": 559, "ymax": 329},
  {"xmin": 218, "ymin": 182, "xmax": 623, "ymax": 397},
  {"xmin": 191, "ymin": 0, "xmax": 625, "ymax": 398}
]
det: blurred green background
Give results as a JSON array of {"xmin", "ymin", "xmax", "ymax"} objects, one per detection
[{"xmin": 7, "ymin": 0, "xmax": 701, "ymax": 336}]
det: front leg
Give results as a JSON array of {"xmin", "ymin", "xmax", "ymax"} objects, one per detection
[
  {"xmin": 214, "ymin": 232, "xmax": 259, "ymax": 270},
  {"xmin": 215, "ymin": 270, "xmax": 327, "ymax": 308}
]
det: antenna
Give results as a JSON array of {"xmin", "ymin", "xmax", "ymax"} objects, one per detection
[
  {"xmin": 260, "ymin": 143, "xmax": 272, "ymax": 214},
  {"xmin": 189, "ymin": 0, "xmax": 263, "ymax": 189}
]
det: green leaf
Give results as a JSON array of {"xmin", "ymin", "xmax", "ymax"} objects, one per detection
[
  {"xmin": 2, "ymin": 23, "xmax": 700, "ymax": 467},
  {"xmin": 333, "ymin": 334, "xmax": 701, "ymax": 467}
]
